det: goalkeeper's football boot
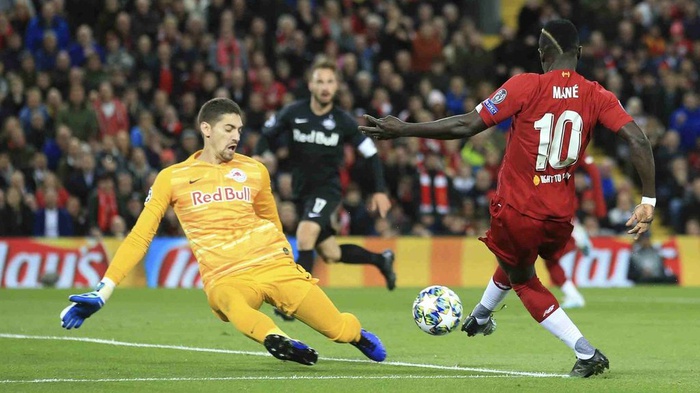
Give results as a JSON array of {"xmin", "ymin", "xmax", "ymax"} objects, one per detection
[
  {"xmin": 380, "ymin": 250, "xmax": 397, "ymax": 291},
  {"xmin": 273, "ymin": 307, "xmax": 296, "ymax": 322},
  {"xmin": 351, "ymin": 329, "xmax": 386, "ymax": 362},
  {"xmin": 569, "ymin": 349, "xmax": 609, "ymax": 378},
  {"xmin": 263, "ymin": 334, "xmax": 318, "ymax": 366},
  {"xmin": 461, "ymin": 314, "xmax": 497, "ymax": 337}
]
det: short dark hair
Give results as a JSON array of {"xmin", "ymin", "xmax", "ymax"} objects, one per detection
[
  {"xmin": 197, "ymin": 98, "xmax": 243, "ymax": 126},
  {"xmin": 540, "ymin": 19, "xmax": 580, "ymax": 55}
]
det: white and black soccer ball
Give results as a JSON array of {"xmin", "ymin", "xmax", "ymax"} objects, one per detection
[{"xmin": 412, "ymin": 285, "xmax": 463, "ymax": 335}]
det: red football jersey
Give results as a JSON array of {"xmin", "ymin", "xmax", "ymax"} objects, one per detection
[{"xmin": 476, "ymin": 70, "xmax": 633, "ymax": 222}]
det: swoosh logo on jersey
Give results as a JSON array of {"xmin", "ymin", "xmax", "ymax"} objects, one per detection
[
  {"xmin": 294, "ymin": 118, "xmax": 309, "ymax": 124},
  {"xmin": 189, "ymin": 178, "xmax": 203, "ymax": 184}
]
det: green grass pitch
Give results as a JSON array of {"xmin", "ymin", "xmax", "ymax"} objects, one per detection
[{"xmin": 1, "ymin": 286, "xmax": 698, "ymax": 392}]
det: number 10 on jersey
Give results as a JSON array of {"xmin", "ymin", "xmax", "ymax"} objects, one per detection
[{"xmin": 534, "ymin": 110, "xmax": 583, "ymax": 171}]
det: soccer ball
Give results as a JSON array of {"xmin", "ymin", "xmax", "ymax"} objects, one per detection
[{"xmin": 412, "ymin": 285, "xmax": 463, "ymax": 335}]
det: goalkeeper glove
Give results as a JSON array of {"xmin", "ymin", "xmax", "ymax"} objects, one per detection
[{"xmin": 60, "ymin": 278, "xmax": 116, "ymax": 330}]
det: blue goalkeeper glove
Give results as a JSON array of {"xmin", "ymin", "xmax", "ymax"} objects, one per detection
[{"xmin": 60, "ymin": 279, "xmax": 115, "ymax": 330}]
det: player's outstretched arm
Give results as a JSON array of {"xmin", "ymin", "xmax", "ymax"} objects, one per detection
[
  {"xmin": 618, "ymin": 121, "xmax": 656, "ymax": 239},
  {"xmin": 359, "ymin": 111, "xmax": 488, "ymax": 140},
  {"xmin": 60, "ymin": 169, "xmax": 173, "ymax": 329}
]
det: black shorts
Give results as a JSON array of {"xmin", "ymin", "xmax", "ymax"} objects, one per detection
[{"xmin": 296, "ymin": 190, "xmax": 341, "ymax": 245}]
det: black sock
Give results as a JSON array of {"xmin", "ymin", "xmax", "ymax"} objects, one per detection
[
  {"xmin": 296, "ymin": 250, "xmax": 315, "ymax": 273},
  {"xmin": 339, "ymin": 244, "xmax": 384, "ymax": 266}
]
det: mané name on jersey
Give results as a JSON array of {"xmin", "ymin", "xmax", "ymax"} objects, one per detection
[{"xmin": 476, "ymin": 70, "xmax": 633, "ymax": 221}]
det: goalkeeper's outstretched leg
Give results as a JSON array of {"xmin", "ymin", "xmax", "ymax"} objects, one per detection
[{"xmin": 293, "ymin": 285, "xmax": 386, "ymax": 362}]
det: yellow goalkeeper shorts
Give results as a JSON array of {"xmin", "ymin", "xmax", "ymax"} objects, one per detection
[{"xmin": 205, "ymin": 257, "xmax": 319, "ymax": 322}]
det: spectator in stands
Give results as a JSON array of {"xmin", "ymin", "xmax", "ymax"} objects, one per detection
[
  {"xmin": 87, "ymin": 173, "xmax": 118, "ymax": 235},
  {"xmin": 0, "ymin": 186, "xmax": 33, "ymax": 236},
  {"xmin": 23, "ymin": 1, "xmax": 69, "ymax": 53},
  {"xmin": 32, "ymin": 186, "xmax": 73, "ymax": 237},
  {"xmin": 669, "ymin": 92, "xmax": 700, "ymax": 152},
  {"xmin": 57, "ymin": 84, "xmax": 99, "ymax": 142},
  {"xmin": 0, "ymin": 0, "xmax": 696, "ymax": 239},
  {"xmin": 628, "ymin": 232, "xmax": 678, "ymax": 285},
  {"xmin": 93, "ymin": 81, "xmax": 129, "ymax": 138},
  {"xmin": 68, "ymin": 25, "xmax": 104, "ymax": 67}
]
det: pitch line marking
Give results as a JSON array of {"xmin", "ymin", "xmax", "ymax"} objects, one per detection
[
  {"xmin": 0, "ymin": 333, "xmax": 567, "ymax": 378},
  {"xmin": 0, "ymin": 375, "xmax": 520, "ymax": 384}
]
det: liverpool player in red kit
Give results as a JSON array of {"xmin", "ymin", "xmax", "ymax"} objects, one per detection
[{"xmin": 360, "ymin": 19, "xmax": 655, "ymax": 377}]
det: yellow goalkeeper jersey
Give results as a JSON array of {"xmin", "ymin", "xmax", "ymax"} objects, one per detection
[{"xmin": 104, "ymin": 151, "xmax": 292, "ymax": 289}]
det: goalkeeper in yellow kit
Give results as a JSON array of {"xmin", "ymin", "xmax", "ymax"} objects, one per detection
[{"xmin": 59, "ymin": 98, "xmax": 386, "ymax": 365}]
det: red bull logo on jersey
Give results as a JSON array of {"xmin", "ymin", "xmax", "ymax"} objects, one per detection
[
  {"xmin": 191, "ymin": 186, "xmax": 252, "ymax": 206},
  {"xmin": 225, "ymin": 168, "xmax": 247, "ymax": 183}
]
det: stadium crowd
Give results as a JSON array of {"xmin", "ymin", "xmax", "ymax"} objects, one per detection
[{"xmin": 0, "ymin": 0, "xmax": 698, "ymax": 238}]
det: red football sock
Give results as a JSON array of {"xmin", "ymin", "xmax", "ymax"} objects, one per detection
[
  {"xmin": 512, "ymin": 276, "xmax": 560, "ymax": 323},
  {"xmin": 493, "ymin": 266, "xmax": 511, "ymax": 289}
]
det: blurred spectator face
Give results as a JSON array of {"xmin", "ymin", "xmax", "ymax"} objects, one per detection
[
  {"xmin": 6, "ymin": 187, "xmax": 22, "ymax": 209},
  {"xmin": 0, "ymin": 153, "xmax": 10, "ymax": 171},
  {"xmin": 47, "ymin": 88, "xmax": 62, "ymax": 108},
  {"xmin": 110, "ymin": 215, "xmax": 126, "ymax": 236},
  {"xmin": 32, "ymin": 152, "xmax": 48, "ymax": 170},
  {"xmin": 42, "ymin": 1, "xmax": 56, "ymax": 21},
  {"xmin": 43, "ymin": 172, "xmax": 59, "ymax": 188},
  {"xmin": 157, "ymin": 43, "xmax": 171, "ymax": 63},
  {"xmin": 661, "ymin": 130, "xmax": 681, "ymax": 150},
  {"xmin": 69, "ymin": 85, "xmax": 85, "ymax": 106},
  {"xmin": 99, "ymin": 82, "xmax": 114, "ymax": 101},
  {"xmin": 56, "ymin": 51, "xmax": 70, "ymax": 70},
  {"xmin": 30, "ymin": 112, "xmax": 45, "ymax": 130},
  {"xmin": 309, "ymin": 67, "xmax": 338, "ymax": 106},
  {"xmin": 26, "ymin": 89, "xmax": 41, "ymax": 108},
  {"xmin": 44, "ymin": 187, "xmax": 59, "ymax": 209},
  {"xmin": 42, "ymin": 32, "xmax": 58, "ymax": 52},
  {"xmin": 686, "ymin": 219, "xmax": 700, "ymax": 236},
  {"xmin": 278, "ymin": 201, "xmax": 297, "ymax": 232},
  {"xmin": 202, "ymin": 72, "xmax": 218, "ymax": 92},
  {"xmin": 117, "ymin": 172, "xmax": 133, "ymax": 194},
  {"xmin": 181, "ymin": 93, "xmax": 197, "ymax": 113},
  {"xmin": 475, "ymin": 169, "xmax": 492, "ymax": 191},
  {"xmin": 395, "ymin": 50, "xmax": 412, "ymax": 73},
  {"xmin": 378, "ymin": 61, "xmax": 394, "ymax": 84},
  {"xmin": 81, "ymin": 153, "xmax": 96, "ymax": 172},
  {"xmin": 116, "ymin": 131, "xmax": 130, "ymax": 152},
  {"xmin": 389, "ymin": 74, "xmax": 404, "ymax": 92},
  {"xmin": 10, "ymin": 170, "xmax": 25, "ymax": 190},
  {"xmin": 86, "ymin": 53, "xmax": 102, "ymax": 72},
  {"xmin": 277, "ymin": 173, "xmax": 293, "ymax": 199},
  {"xmin": 116, "ymin": 12, "xmax": 131, "ymax": 35},
  {"xmin": 683, "ymin": 92, "xmax": 699, "ymax": 110},
  {"xmin": 248, "ymin": 92, "xmax": 264, "ymax": 111},
  {"xmin": 77, "ymin": 25, "xmax": 93, "ymax": 46},
  {"xmin": 56, "ymin": 125, "xmax": 72, "ymax": 150},
  {"xmin": 615, "ymin": 191, "xmax": 633, "ymax": 211},
  {"xmin": 131, "ymin": 148, "xmax": 147, "ymax": 167},
  {"xmin": 36, "ymin": 72, "xmax": 51, "ymax": 91},
  {"xmin": 449, "ymin": 77, "xmax": 465, "ymax": 95},
  {"xmin": 181, "ymin": 131, "xmax": 199, "ymax": 152},
  {"xmin": 66, "ymin": 196, "xmax": 81, "ymax": 216},
  {"xmin": 355, "ymin": 71, "xmax": 372, "ymax": 92},
  {"xmin": 136, "ymin": 0, "xmax": 151, "ymax": 14},
  {"xmin": 424, "ymin": 152, "xmax": 442, "ymax": 170},
  {"xmin": 671, "ymin": 157, "xmax": 688, "ymax": 177},
  {"xmin": 153, "ymin": 90, "xmax": 169, "ymax": 110},
  {"xmin": 21, "ymin": 53, "xmax": 36, "ymax": 73},
  {"xmin": 137, "ymin": 35, "xmax": 152, "ymax": 54},
  {"xmin": 9, "ymin": 127, "xmax": 26, "ymax": 147},
  {"xmin": 214, "ymin": 87, "xmax": 229, "ymax": 99}
]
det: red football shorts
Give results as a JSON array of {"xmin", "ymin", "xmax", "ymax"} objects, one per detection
[{"xmin": 479, "ymin": 196, "xmax": 574, "ymax": 267}]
